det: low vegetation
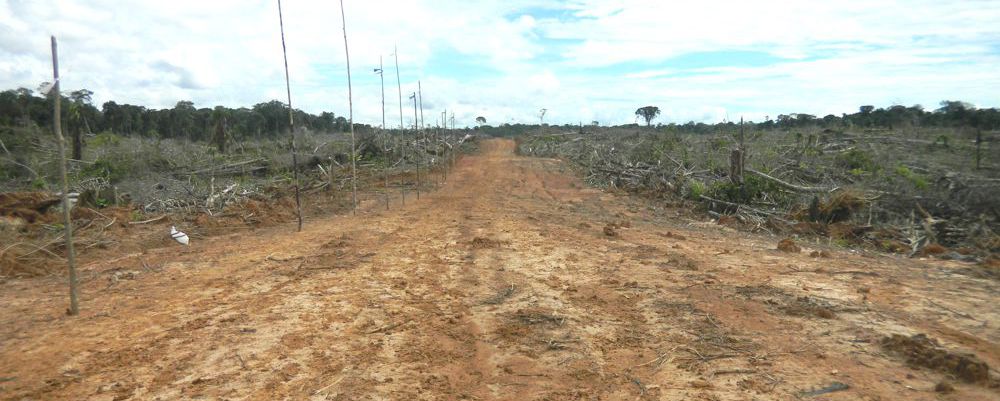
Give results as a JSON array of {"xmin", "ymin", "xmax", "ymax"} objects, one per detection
[
  {"xmin": 0, "ymin": 88, "xmax": 476, "ymax": 277},
  {"xmin": 517, "ymin": 101, "xmax": 998, "ymax": 258}
]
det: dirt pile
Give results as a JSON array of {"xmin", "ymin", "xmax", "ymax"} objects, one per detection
[
  {"xmin": 959, "ymin": 257, "xmax": 1000, "ymax": 280},
  {"xmin": 880, "ymin": 334, "xmax": 991, "ymax": 383},
  {"xmin": 777, "ymin": 238, "xmax": 800, "ymax": 253},
  {"xmin": 0, "ymin": 192, "xmax": 62, "ymax": 224},
  {"xmin": 809, "ymin": 250, "xmax": 831, "ymax": 258},
  {"xmin": 798, "ymin": 191, "xmax": 866, "ymax": 224},
  {"xmin": 602, "ymin": 224, "xmax": 618, "ymax": 237},
  {"xmin": 779, "ymin": 296, "xmax": 837, "ymax": 319},
  {"xmin": 470, "ymin": 237, "xmax": 506, "ymax": 249}
]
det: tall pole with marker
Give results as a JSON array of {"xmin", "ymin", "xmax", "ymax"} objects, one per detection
[
  {"xmin": 418, "ymin": 81, "xmax": 426, "ymax": 187},
  {"xmin": 375, "ymin": 58, "xmax": 388, "ymax": 210},
  {"xmin": 277, "ymin": 0, "xmax": 303, "ymax": 231},
  {"xmin": 338, "ymin": 0, "xmax": 357, "ymax": 213},
  {"xmin": 418, "ymin": 81, "xmax": 425, "ymax": 130},
  {"xmin": 394, "ymin": 46, "xmax": 405, "ymax": 204},
  {"xmin": 442, "ymin": 110, "xmax": 448, "ymax": 181},
  {"xmin": 50, "ymin": 36, "xmax": 79, "ymax": 316},
  {"xmin": 410, "ymin": 92, "xmax": 420, "ymax": 199}
]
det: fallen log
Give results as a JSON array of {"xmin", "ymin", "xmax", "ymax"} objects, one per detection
[
  {"xmin": 746, "ymin": 168, "xmax": 834, "ymax": 193},
  {"xmin": 184, "ymin": 158, "xmax": 268, "ymax": 177}
]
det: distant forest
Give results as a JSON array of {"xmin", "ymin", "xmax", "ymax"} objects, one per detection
[
  {"xmin": 3, "ymin": 87, "xmax": 998, "ymax": 145},
  {"xmin": 0, "ymin": 87, "xmax": 370, "ymax": 144}
]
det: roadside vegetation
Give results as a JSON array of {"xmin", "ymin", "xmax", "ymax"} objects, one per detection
[
  {"xmin": 0, "ymin": 87, "xmax": 475, "ymax": 277},
  {"xmin": 517, "ymin": 101, "xmax": 998, "ymax": 265}
]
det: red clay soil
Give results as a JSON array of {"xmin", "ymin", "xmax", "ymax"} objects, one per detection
[{"xmin": 0, "ymin": 139, "xmax": 997, "ymax": 400}]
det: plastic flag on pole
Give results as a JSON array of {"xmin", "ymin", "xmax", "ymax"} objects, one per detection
[{"xmin": 38, "ymin": 79, "xmax": 59, "ymax": 95}]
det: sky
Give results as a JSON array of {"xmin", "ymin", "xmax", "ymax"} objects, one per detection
[{"xmin": 2, "ymin": 0, "xmax": 999, "ymax": 127}]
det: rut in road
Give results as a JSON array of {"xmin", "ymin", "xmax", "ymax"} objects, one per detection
[{"xmin": 1, "ymin": 139, "xmax": 997, "ymax": 401}]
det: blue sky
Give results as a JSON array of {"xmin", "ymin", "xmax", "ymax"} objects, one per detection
[{"xmin": 2, "ymin": 0, "xmax": 999, "ymax": 127}]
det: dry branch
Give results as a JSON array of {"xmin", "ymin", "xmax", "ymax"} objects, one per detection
[
  {"xmin": 129, "ymin": 215, "xmax": 167, "ymax": 225},
  {"xmin": 746, "ymin": 168, "xmax": 834, "ymax": 193}
]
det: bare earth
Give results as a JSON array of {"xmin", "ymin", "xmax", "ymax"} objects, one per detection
[{"xmin": 1, "ymin": 139, "xmax": 997, "ymax": 400}]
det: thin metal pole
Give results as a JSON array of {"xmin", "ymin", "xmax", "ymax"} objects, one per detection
[
  {"xmin": 378, "ymin": 57, "xmax": 388, "ymax": 210},
  {"xmin": 450, "ymin": 112, "xmax": 456, "ymax": 168},
  {"xmin": 411, "ymin": 92, "xmax": 420, "ymax": 199},
  {"xmin": 51, "ymin": 36, "xmax": 79, "ymax": 316},
  {"xmin": 380, "ymin": 57, "xmax": 386, "ymax": 130},
  {"xmin": 418, "ymin": 81, "xmax": 425, "ymax": 130},
  {"xmin": 277, "ymin": 0, "xmax": 302, "ymax": 231},
  {"xmin": 339, "ymin": 0, "xmax": 357, "ymax": 214},
  {"xmin": 418, "ymin": 81, "xmax": 426, "ymax": 187},
  {"xmin": 442, "ymin": 110, "xmax": 447, "ymax": 181},
  {"xmin": 394, "ymin": 46, "xmax": 405, "ymax": 205}
]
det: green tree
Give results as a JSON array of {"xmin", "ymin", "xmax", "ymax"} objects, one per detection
[
  {"xmin": 211, "ymin": 106, "xmax": 229, "ymax": 153},
  {"xmin": 68, "ymin": 89, "xmax": 94, "ymax": 160},
  {"xmin": 170, "ymin": 100, "xmax": 196, "ymax": 138},
  {"xmin": 936, "ymin": 100, "xmax": 975, "ymax": 126},
  {"xmin": 475, "ymin": 116, "xmax": 486, "ymax": 126},
  {"xmin": 635, "ymin": 106, "xmax": 660, "ymax": 126}
]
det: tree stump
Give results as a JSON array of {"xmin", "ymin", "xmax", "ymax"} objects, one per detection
[{"xmin": 729, "ymin": 148, "xmax": 744, "ymax": 185}]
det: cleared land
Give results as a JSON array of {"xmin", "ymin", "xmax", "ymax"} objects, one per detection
[{"xmin": 1, "ymin": 139, "xmax": 997, "ymax": 400}]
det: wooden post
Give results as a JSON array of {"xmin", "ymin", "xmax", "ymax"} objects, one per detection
[
  {"xmin": 976, "ymin": 129, "xmax": 982, "ymax": 170},
  {"xmin": 729, "ymin": 148, "xmax": 744, "ymax": 185},
  {"xmin": 729, "ymin": 117, "xmax": 745, "ymax": 185},
  {"xmin": 738, "ymin": 116, "xmax": 745, "ymax": 150},
  {"xmin": 51, "ymin": 36, "xmax": 79, "ymax": 316},
  {"xmin": 339, "ymin": 0, "xmax": 357, "ymax": 214},
  {"xmin": 277, "ymin": 0, "xmax": 303, "ymax": 231}
]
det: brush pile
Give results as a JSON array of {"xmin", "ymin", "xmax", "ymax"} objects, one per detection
[{"xmin": 518, "ymin": 127, "xmax": 999, "ymax": 260}]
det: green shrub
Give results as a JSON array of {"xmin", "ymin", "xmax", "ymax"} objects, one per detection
[
  {"xmin": 895, "ymin": 165, "xmax": 929, "ymax": 190},
  {"xmin": 649, "ymin": 134, "xmax": 680, "ymax": 159},
  {"xmin": 687, "ymin": 180, "xmax": 705, "ymax": 199},
  {"xmin": 707, "ymin": 174, "xmax": 786, "ymax": 204},
  {"xmin": 896, "ymin": 165, "xmax": 930, "ymax": 190},
  {"xmin": 90, "ymin": 131, "xmax": 122, "ymax": 147},
  {"xmin": 836, "ymin": 149, "xmax": 876, "ymax": 172},
  {"xmin": 31, "ymin": 177, "xmax": 48, "ymax": 189},
  {"xmin": 709, "ymin": 137, "xmax": 731, "ymax": 151},
  {"xmin": 81, "ymin": 157, "xmax": 129, "ymax": 183},
  {"xmin": 930, "ymin": 134, "xmax": 950, "ymax": 149}
]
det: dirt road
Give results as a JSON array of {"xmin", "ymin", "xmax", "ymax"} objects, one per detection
[{"xmin": 1, "ymin": 139, "xmax": 997, "ymax": 400}]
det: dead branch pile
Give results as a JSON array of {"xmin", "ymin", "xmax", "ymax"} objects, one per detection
[{"xmin": 518, "ymin": 127, "xmax": 999, "ymax": 255}]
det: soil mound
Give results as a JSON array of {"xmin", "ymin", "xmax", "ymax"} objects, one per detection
[{"xmin": 880, "ymin": 334, "xmax": 990, "ymax": 383}]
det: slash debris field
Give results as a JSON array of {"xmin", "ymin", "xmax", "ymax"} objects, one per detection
[{"xmin": 0, "ymin": 139, "xmax": 998, "ymax": 400}]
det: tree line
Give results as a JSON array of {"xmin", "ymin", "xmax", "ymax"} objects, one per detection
[
  {"xmin": 0, "ymin": 87, "xmax": 370, "ymax": 156},
  {"xmin": 631, "ymin": 102, "xmax": 1000, "ymax": 134}
]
